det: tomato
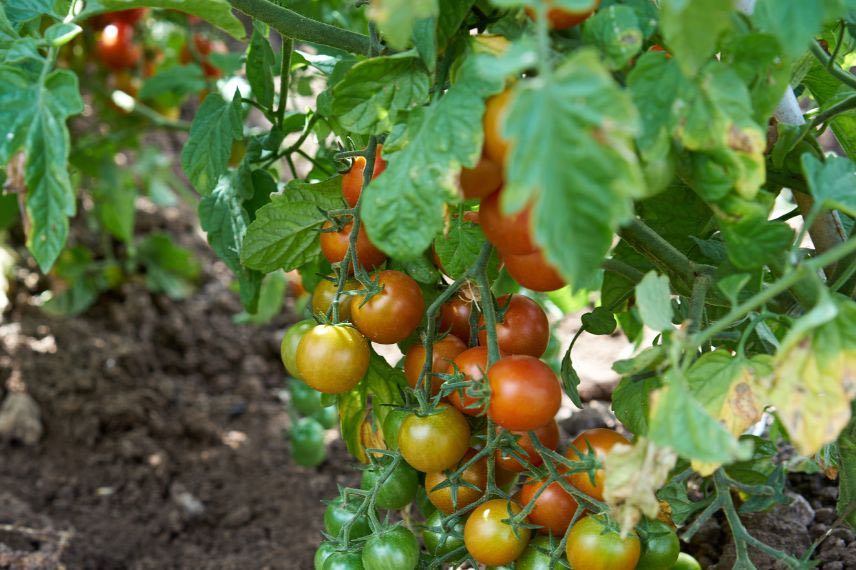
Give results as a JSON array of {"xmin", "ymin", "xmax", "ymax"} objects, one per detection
[
  {"xmin": 360, "ymin": 460, "xmax": 418, "ymax": 510},
  {"xmin": 319, "ymin": 221, "xmax": 387, "ymax": 272},
  {"xmin": 483, "ymin": 89, "xmax": 513, "ymax": 166},
  {"xmin": 311, "ymin": 277, "xmax": 360, "ymax": 321},
  {"xmin": 636, "ymin": 521, "xmax": 680, "ymax": 570},
  {"xmin": 423, "ymin": 510, "xmax": 465, "ymax": 558},
  {"xmin": 351, "ymin": 270, "xmax": 424, "ymax": 344},
  {"xmin": 179, "ymin": 35, "xmax": 224, "ymax": 78},
  {"xmin": 425, "ymin": 449, "xmax": 486, "ymax": 514},
  {"xmin": 672, "ymin": 552, "xmax": 702, "ymax": 570},
  {"xmin": 478, "ymin": 294, "xmax": 549, "ymax": 357},
  {"xmin": 361, "ymin": 526, "xmax": 419, "ymax": 570},
  {"xmin": 648, "ymin": 44, "xmax": 672, "ymax": 58},
  {"xmin": 289, "ymin": 377, "xmax": 324, "ymax": 416},
  {"xmin": 112, "ymin": 8, "xmax": 148, "ymax": 24},
  {"xmin": 381, "ymin": 409, "xmax": 407, "ymax": 451},
  {"xmin": 314, "ymin": 542, "xmax": 337, "ymax": 570},
  {"xmin": 403, "ymin": 335, "xmax": 467, "ymax": 395},
  {"xmin": 487, "ymin": 355, "xmax": 561, "ymax": 431},
  {"xmin": 464, "ymin": 499, "xmax": 531, "ymax": 566},
  {"xmin": 565, "ymin": 515, "xmax": 640, "ymax": 570},
  {"xmin": 565, "ymin": 428, "xmax": 631, "ymax": 501},
  {"xmin": 503, "ymin": 250, "xmax": 565, "ymax": 292},
  {"xmin": 323, "ymin": 496, "xmax": 372, "ymax": 539},
  {"xmin": 446, "ymin": 346, "xmax": 493, "ymax": 416},
  {"xmin": 398, "ymin": 403, "xmax": 470, "ymax": 472},
  {"xmin": 313, "ymin": 405, "xmax": 339, "ymax": 429},
  {"xmin": 525, "ymin": 1, "xmax": 600, "ymax": 29},
  {"xmin": 96, "ymin": 22, "xmax": 141, "ymax": 71},
  {"xmin": 281, "ymin": 319, "xmax": 315, "ymax": 378},
  {"xmin": 290, "ymin": 417, "xmax": 326, "ymax": 467},
  {"xmin": 322, "ymin": 551, "xmax": 364, "ymax": 570},
  {"xmin": 296, "ymin": 325, "xmax": 370, "ymax": 394},
  {"xmin": 341, "ymin": 145, "xmax": 387, "ymax": 207},
  {"xmin": 496, "ymin": 419, "xmax": 560, "ymax": 473},
  {"xmin": 518, "ymin": 479, "xmax": 579, "ymax": 536},
  {"xmin": 516, "ymin": 536, "xmax": 571, "ymax": 570},
  {"xmin": 460, "ymin": 155, "xmax": 503, "ymax": 200},
  {"xmin": 438, "ymin": 295, "xmax": 473, "ymax": 343},
  {"xmin": 480, "ymin": 190, "xmax": 537, "ymax": 255}
]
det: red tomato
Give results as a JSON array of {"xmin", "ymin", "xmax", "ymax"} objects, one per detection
[
  {"xmin": 566, "ymin": 515, "xmax": 640, "ymax": 570},
  {"xmin": 519, "ymin": 479, "xmax": 579, "ymax": 536},
  {"xmin": 398, "ymin": 404, "xmax": 470, "ymax": 472},
  {"xmin": 446, "ymin": 346, "xmax": 494, "ymax": 416},
  {"xmin": 96, "ymin": 22, "xmax": 141, "ymax": 71},
  {"xmin": 425, "ymin": 449, "xmax": 486, "ymax": 514},
  {"xmin": 480, "ymin": 190, "xmax": 537, "ymax": 255},
  {"xmin": 648, "ymin": 44, "xmax": 672, "ymax": 58},
  {"xmin": 351, "ymin": 270, "xmax": 425, "ymax": 344},
  {"xmin": 341, "ymin": 145, "xmax": 386, "ymax": 207},
  {"xmin": 112, "ymin": 8, "xmax": 148, "ymax": 25},
  {"xmin": 460, "ymin": 155, "xmax": 503, "ymax": 200},
  {"xmin": 483, "ymin": 89, "xmax": 513, "ymax": 166},
  {"xmin": 565, "ymin": 428, "xmax": 631, "ymax": 501},
  {"xmin": 503, "ymin": 249, "xmax": 565, "ymax": 292},
  {"xmin": 464, "ymin": 499, "xmax": 531, "ymax": 566},
  {"xmin": 438, "ymin": 295, "xmax": 474, "ymax": 342},
  {"xmin": 525, "ymin": 1, "xmax": 601, "ymax": 29},
  {"xmin": 319, "ymin": 220, "xmax": 387, "ymax": 272},
  {"xmin": 496, "ymin": 419, "xmax": 560, "ymax": 473},
  {"xmin": 488, "ymin": 355, "xmax": 561, "ymax": 431},
  {"xmin": 478, "ymin": 295, "xmax": 549, "ymax": 357},
  {"xmin": 403, "ymin": 335, "xmax": 467, "ymax": 395},
  {"xmin": 179, "ymin": 35, "xmax": 224, "ymax": 79}
]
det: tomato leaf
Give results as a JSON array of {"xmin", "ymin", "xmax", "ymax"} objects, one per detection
[
  {"xmin": 837, "ymin": 403, "xmax": 856, "ymax": 529},
  {"xmin": 181, "ymin": 92, "xmax": 243, "ymax": 195},
  {"xmin": 368, "ymin": 0, "xmax": 438, "ymax": 50},
  {"xmin": 803, "ymin": 59, "xmax": 856, "ymax": 158},
  {"xmin": 138, "ymin": 65, "xmax": 205, "ymax": 101},
  {"xmin": 751, "ymin": 0, "xmax": 828, "ymax": 59},
  {"xmin": 581, "ymin": 5, "xmax": 643, "ymax": 70},
  {"xmin": 802, "ymin": 154, "xmax": 856, "ymax": 218},
  {"xmin": 240, "ymin": 176, "xmax": 344, "ymax": 273},
  {"xmin": 635, "ymin": 271, "xmax": 674, "ymax": 332},
  {"xmin": 433, "ymin": 216, "xmax": 493, "ymax": 280},
  {"xmin": 720, "ymin": 32, "xmax": 791, "ymax": 122},
  {"xmin": 4, "ymin": 0, "xmax": 58, "ymax": 25},
  {"xmin": 560, "ymin": 350, "xmax": 583, "ymax": 408},
  {"xmin": 246, "ymin": 22, "xmax": 276, "ymax": 112},
  {"xmin": 720, "ymin": 216, "xmax": 793, "ymax": 270},
  {"xmin": 79, "ymin": 0, "xmax": 245, "ymax": 38},
  {"xmin": 659, "ymin": 0, "xmax": 735, "ymax": 76},
  {"xmin": 364, "ymin": 353, "xmax": 407, "ymax": 429},
  {"xmin": 612, "ymin": 376, "xmax": 661, "ymax": 436},
  {"xmin": 337, "ymin": 385, "xmax": 368, "ymax": 460},
  {"xmin": 581, "ymin": 306, "xmax": 617, "ymax": 335},
  {"xmin": 136, "ymin": 233, "xmax": 200, "ymax": 299}
]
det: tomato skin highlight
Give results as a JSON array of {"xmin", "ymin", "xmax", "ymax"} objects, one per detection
[
  {"xmin": 351, "ymin": 270, "xmax": 425, "ymax": 344},
  {"xmin": 478, "ymin": 294, "xmax": 549, "ymax": 357},
  {"xmin": 295, "ymin": 325, "xmax": 370, "ymax": 394},
  {"xmin": 319, "ymin": 221, "xmax": 387, "ymax": 272},
  {"xmin": 488, "ymin": 355, "xmax": 561, "ymax": 431},
  {"xmin": 483, "ymin": 89, "xmax": 513, "ymax": 166},
  {"xmin": 403, "ymin": 335, "xmax": 467, "ymax": 395},
  {"xmin": 496, "ymin": 419, "xmax": 561, "ymax": 473},
  {"xmin": 280, "ymin": 319, "xmax": 314, "ymax": 378},
  {"xmin": 480, "ymin": 190, "xmax": 537, "ymax": 255},
  {"xmin": 398, "ymin": 404, "xmax": 470, "ymax": 472},
  {"xmin": 464, "ymin": 499, "xmax": 531, "ymax": 566},
  {"xmin": 96, "ymin": 22, "xmax": 141, "ymax": 71},
  {"xmin": 311, "ymin": 277, "xmax": 360, "ymax": 321},
  {"xmin": 565, "ymin": 428, "xmax": 631, "ymax": 501},
  {"xmin": 446, "ymin": 346, "xmax": 494, "ymax": 416},
  {"xmin": 425, "ymin": 449, "xmax": 487, "ymax": 514},
  {"xmin": 438, "ymin": 295, "xmax": 473, "ymax": 343},
  {"xmin": 460, "ymin": 155, "xmax": 503, "ymax": 200},
  {"xmin": 503, "ymin": 249, "xmax": 565, "ymax": 292},
  {"xmin": 519, "ymin": 479, "xmax": 579, "ymax": 536},
  {"xmin": 361, "ymin": 526, "xmax": 420, "ymax": 570},
  {"xmin": 565, "ymin": 515, "xmax": 641, "ymax": 570}
]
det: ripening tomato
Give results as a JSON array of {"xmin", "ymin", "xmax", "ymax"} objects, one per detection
[
  {"xmin": 425, "ymin": 449, "xmax": 487, "ymax": 514},
  {"xmin": 403, "ymin": 335, "xmax": 467, "ymax": 394},
  {"xmin": 519, "ymin": 479, "xmax": 579, "ymax": 536},
  {"xmin": 341, "ymin": 145, "xmax": 387, "ymax": 207},
  {"xmin": 112, "ymin": 8, "xmax": 148, "ymax": 24},
  {"xmin": 565, "ymin": 515, "xmax": 640, "ymax": 570},
  {"xmin": 503, "ymin": 249, "xmax": 565, "ymax": 292},
  {"xmin": 565, "ymin": 428, "xmax": 631, "ymax": 501},
  {"xmin": 460, "ymin": 155, "xmax": 503, "ymax": 200},
  {"xmin": 525, "ymin": 1, "xmax": 601, "ymax": 29},
  {"xmin": 398, "ymin": 404, "xmax": 470, "ymax": 472},
  {"xmin": 96, "ymin": 22, "xmax": 141, "ymax": 71},
  {"xmin": 296, "ymin": 325, "xmax": 370, "ymax": 394},
  {"xmin": 483, "ymin": 89, "xmax": 513, "ymax": 165},
  {"xmin": 361, "ymin": 526, "xmax": 420, "ymax": 570},
  {"xmin": 464, "ymin": 499, "xmax": 531, "ymax": 566},
  {"xmin": 496, "ymin": 419, "xmax": 560, "ymax": 473},
  {"xmin": 636, "ymin": 520, "xmax": 680, "ymax": 570},
  {"xmin": 438, "ymin": 295, "xmax": 474, "ymax": 342},
  {"xmin": 480, "ymin": 190, "xmax": 537, "ymax": 255},
  {"xmin": 488, "ymin": 355, "xmax": 561, "ymax": 431},
  {"xmin": 478, "ymin": 295, "xmax": 549, "ymax": 357},
  {"xmin": 351, "ymin": 270, "xmax": 424, "ymax": 344},
  {"xmin": 446, "ymin": 346, "xmax": 494, "ymax": 416},
  {"xmin": 319, "ymin": 220, "xmax": 387, "ymax": 272},
  {"xmin": 311, "ymin": 277, "xmax": 360, "ymax": 321},
  {"xmin": 280, "ymin": 319, "xmax": 315, "ymax": 378}
]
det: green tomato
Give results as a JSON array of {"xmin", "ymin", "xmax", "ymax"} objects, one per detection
[
  {"xmin": 672, "ymin": 552, "xmax": 702, "ymax": 570},
  {"xmin": 361, "ymin": 526, "xmax": 420, "ymax": 570},
  {"xmin": 290, "ymin": 377, "xmax": 324, "ymax": 416},
  {"xmin": 516, "ymin": 536, "xmax": 570, "ymax": 570},
  {"xmin": 314, "ymin": 542, "xmax": 337, "ymax": 570},
  {"xmin": 422, "ymin": 510, "xmax": 465, "ymax": 559},
  {"xmin": 323, "ymin": 496, "xmax": 372, "ymax": 539},
  {"xmin": 637, "ymin": 520, "xmax": 680, "ymax": 570},
  {"xmin": 381, "ymin": 409, "xmax": 407, "ymax": 451},
  {"xmin": 360, "ymin": 460, "xmax": 418, "ymax": 510},
  {"xmin": 290, "ymin": 417, "xmax": 326, "ymax": 467},
  {"xmin": 323, "ymin": 551, "xmax": 364, "ymax": 570},
  {"xmin": 281, "ymin": 319, "xmax": 314, "ymax": 378},
  {"xmin": 314, "ymin": 404, "xmax": 339, "ymax": 429}
]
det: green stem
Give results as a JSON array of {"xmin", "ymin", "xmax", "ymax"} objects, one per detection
[
  {"xmin": 810, "ymin": 40, "xmax": 856, "ymax": 91},
  {"xmin": 602, "ymin": 258, "xmax": 645, "ymax": 284},
  {"xmin": 811, "ymin": 93, "xmax": 856, "ymax": 128},
  {"xmin": 277, "ymin": 37, "xmax": 293, "ymax": 127},
  {"xmin": 687, "ymin": 273, "xmax": 712, "ymax": 334},
  {"xmin": 229, "ymin": 0, "xmax": 372, "ymax": 55},
  {"xmin": 475, "ymin": 248, "xmax": 501, "ymax": 365},
  {"xmin": 618, "ymin": 218, "xmax": 714, "ymax": 286}
]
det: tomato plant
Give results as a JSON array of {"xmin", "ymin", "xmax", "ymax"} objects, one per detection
[
  {"xmin": 463, "ymin": 499, "xmax": 531, "ymax": 566},
  {"xmin": 502, "ymin": 249, "xmax": 565, "ymax": 292},
  {"xmin": 518, "ymin": 478, "xmax": 579, "ymax": 536},
  {"xmin": 351, "ymin": 270, "xmax": 424, "ymax": 344},
  {"xmin": 319, "ymin": 221, "xmax": 387, "ymax": 272},
  {"xmin": 425, "ymin": 449, "xmax": 487, "ymax": 514},
  {"xmin": 636, "ymin": 520, "xmax": 680, "ymax": 570},
  {"xmin": 281, "ymin": 319, "xmax": 314, "ymax": 379},
  {"xmin": 311, "ymin": 277, "xmax": 360, "ymax": 320},
  {"xmin": 422, "ymin": 511, "xmax": 465, "ymax": 559},
  {"xmin": 565, "ymin": 515, "xmax": 640, "ymax": 570},
  {"xmin": 324, "ymin": 496, "xmax": 372, "ymax": 540},
  {"xmin": 403, "ymin": 334, "xmax": 466, "ymax": 394},
  {"xmin": 398, "ymin": 404, "xmax": 470, "ymax": 473},
  {"xmin": 496, "ymin": 419, "xmax": 560, "ymax": 473},
  {"xmin": 479, "ymin": 190, "xmax": 536, "ymax": 255},
  {"xmin": 437, "ymin": 295, "xmax": 474, "ymax": 342},
  {"xmin": 361, "ymin": 525, "xmax": 419, "ymax": 570},
  {"xmin": 95, "ymin": 21, "xmax": 142, "ymax": 71},
  {"xmin": 565, "ymin": 428, "xmax": 631, "ymax": 502},
  {"xmin": 290, "ymin": 417, "xmax": 327, "ymax": 467},
  {"xmin": 516, "ymin": 536, "xmax": 570, "ymax": 570},
  {"xmin": 478, "ymin": 295, "xmax": 549, "ymax": 357},
  {"xmin": 487, "ymin": 355, "xmax": 562, "ymax": 431},
  {"xmin": 446, "ymin": 345, "xmax": 493, "ymax": 416},
  {"xmin": 360, "ymin": 459, "xmax": 418, "ymax": 510},
  {"xmin": 296, "ymin": 325, "xmax": 370, "ymax": 394}
]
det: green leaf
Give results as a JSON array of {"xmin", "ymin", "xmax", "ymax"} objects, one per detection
[
  {"xmin": 560, "ymin": 351, "xmax": 583, "ymax": 408},
  {"xmin": 838, "ymin": 404, "xmax": 856, "ymax": 529},
  {"xmin": 581, "ymin": 306, "xmax": 617, "ymax": 335},
  {"xmin": 802, "ymin": 154, "xmax": 856, "ymax": 218},
  {"xmin": 581, "ymin": 5, "xmax": 643, "ymax": 70},
  {"xmin": 4, "ymin": 0, "xmax": 58, "ymax": 25},
  {"xmin": 502, "ymin": 49, "xmax": 643, "ymax": 290},
  {"xmin": 331, "ymin": 55, "xmax": 430, "ymax": 136},
  {"xmin": 752, "ymin": 0, "xmax": 826, "ymax": 59},
  {"xmin": 93, "ymin": 179, "xmax": 136, "ymax": 244},
  {"xmin": 138, "ymin": 65, "xmax": 205, "ymax": 100},
  {"xmin": 44, "ymin": 22, "xmax": 81, "ymax": 47},
  {"xmin": 437, "ymin": 0, "xmax": 473, "ymax": 48},
  {"xmin": 137, "ymin": 233, "xmax": 200, "ymax": 299},
  {"xmin": 368, "ymin": 0, "xmax": 438, "ymax": 50},
  {"xmin": 40, "ymin": 247, "xmax": 102, "ymax": 317},
  {"xmin": 803, "ymin": 60, "xmax": 856, "ymax": 157},
  {"xmin": 80, "ymin": 0, "xmax": 245, "ymax": 38},
  {"xmin": 412, "ymin": 17, "xmax": 437, "ymax": 73},
  {"xmin": 657, "ymin": 478, "xmax": 712, "ymax": 525},
  {"xmin": 433, "ymin": 215, "xmax": 487, "ymax": 279},
  {"xmin": 364, "ymin": 352, "xmax": 407, "ymax": 429},
  {"xmin": 240, "ymin": 176, "xmax": 344, "ymax": 272},
  {"xmin": 612, "ymin": 376, "xmax": 661, "ymax": 436},
  {"xmin": 720, "ymin": 216, "xmax": 793, "ymax": 269},
  {"xmin": 337, "ymin": 385, "xmax": 368, "ymax": 459},
  {"xmin": 721, "ymin": 32, "xmax": 791, "ymax": 122},
  {"xmin": 390, "ymin": 255, "xmax": 441, "ymax": 284},
  {"xmin": 234, "ymin": 270, "xmax": 285, "ymax": 325},
  {"xmin": 181, "ymin": 92, "xmax": 243, "ymax": 195},
  {"xmin": 246, "ymin": 22, "xmax": 276, "ymax": 111},
  {"xmin": 612, "ymin": 345, "xmax": 666, "ymax": 375},
  {"xmin": 635, "ymin": 271, "xmax": 674, "ymax": 332},
  {"xmin": 362, "ymin": 56, "xmax": 502, "ymax": 259},
  {"xmin": 660, "ymin": 0, "xmax": 735, "ymax": 76}
]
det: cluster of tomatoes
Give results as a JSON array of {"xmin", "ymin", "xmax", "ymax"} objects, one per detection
[{"xmin": 92, "ymin": 9, "xmax": 147, "ymax": 72}]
